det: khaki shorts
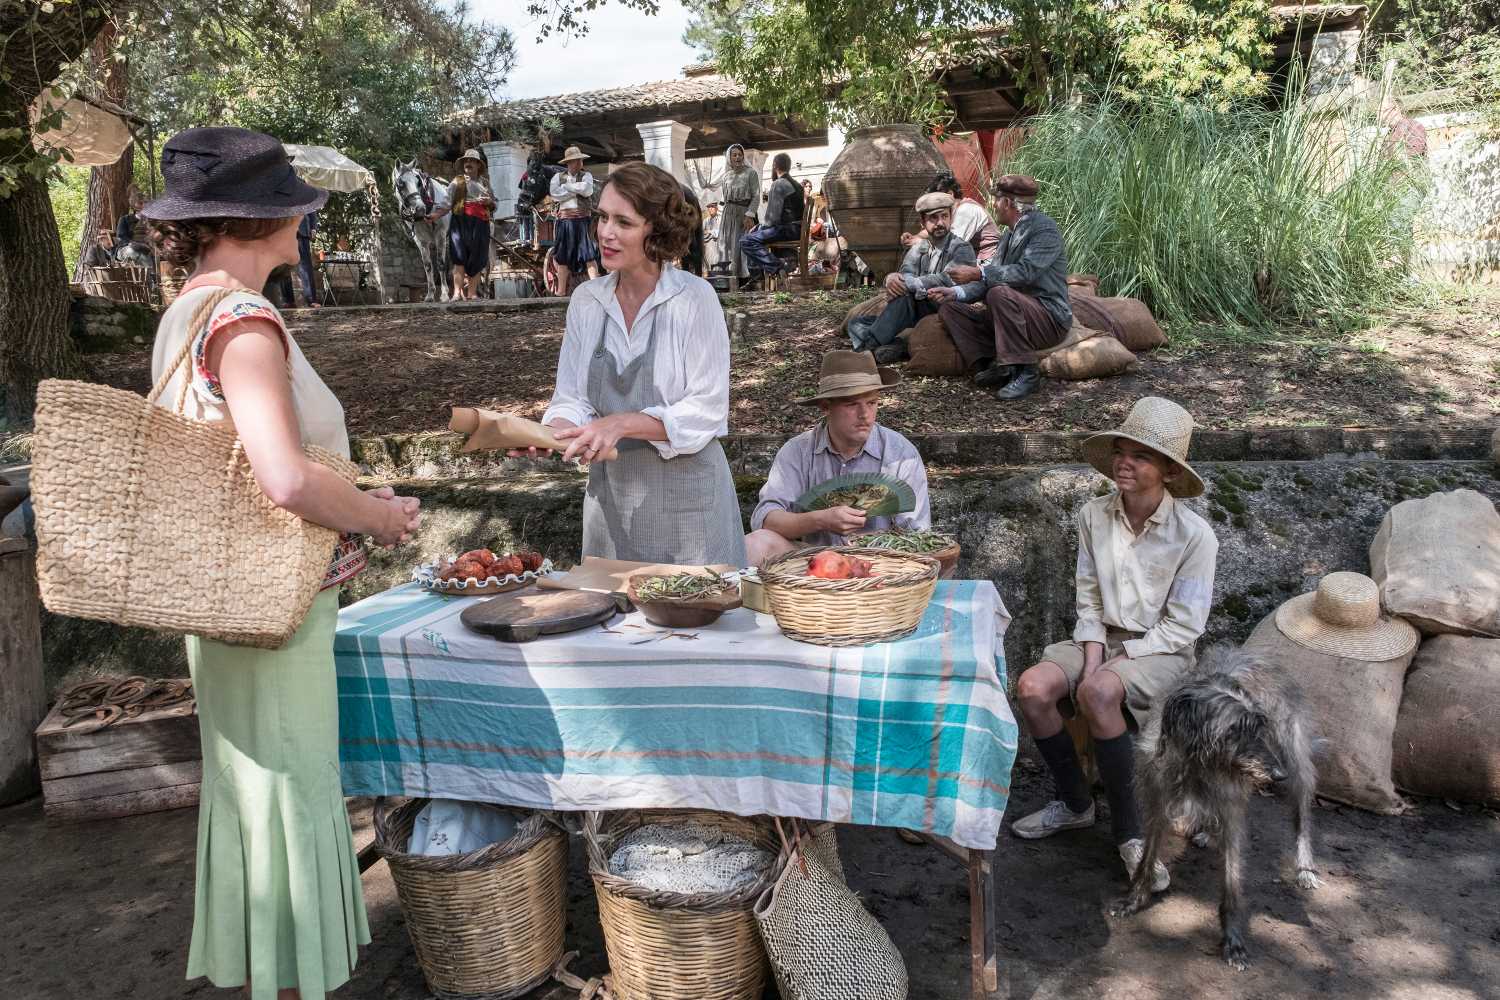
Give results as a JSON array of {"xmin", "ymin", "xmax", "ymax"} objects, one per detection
[{"xmin": 1036, "ymin": 629, "xmax": 1196, "ymax": 729}]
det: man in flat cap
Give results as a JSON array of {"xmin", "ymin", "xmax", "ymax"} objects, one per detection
[
  {"xmin": 851, "ymin": 191, "xmax": 977, "ymax": 364},
  {"xmin": 928, "ymin": 174, "xmax": 1072, "ymax": 400}
]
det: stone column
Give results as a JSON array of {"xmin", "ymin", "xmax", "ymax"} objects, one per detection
[
  {"xmin": 637, "ymin": 120, "xmax": 692, "ymax": 183},
  {"xmin": 1307, "ymin": 28, "xmax": 1362, "ymax": 99},
  {"xmin": 479, "ymin": 140, "xmax": 530, "ymax": 220}
]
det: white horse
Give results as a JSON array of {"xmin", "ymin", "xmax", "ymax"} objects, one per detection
[{"xmin": 393, "ymin": 160, "xmax": 453, "ymax": 302}]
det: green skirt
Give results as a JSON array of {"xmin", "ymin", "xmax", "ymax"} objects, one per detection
[{"xmin": 185, "ymin": 588, "xmax": 370, "ymax": 997}]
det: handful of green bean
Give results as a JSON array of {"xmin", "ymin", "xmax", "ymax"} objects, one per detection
[
  {"xmin": 633, "ymin": 570, "xmax": 736, "ymax": 602},
  {"xmin": 848, "ymin": 530, "xmax": 956, "ymax": 554}
]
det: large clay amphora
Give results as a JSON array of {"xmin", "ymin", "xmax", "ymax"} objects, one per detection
[{"xmin": 821, "ymin": 124, "xmax": 950, "ymax": 277}]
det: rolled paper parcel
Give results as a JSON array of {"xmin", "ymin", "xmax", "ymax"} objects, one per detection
[{"xmin": 450, "ymin": 407, "xmax": 619, "ymax": 461}]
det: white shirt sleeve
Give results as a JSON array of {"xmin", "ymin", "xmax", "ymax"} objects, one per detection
[
  {"xmin": 541, "ymin": 296, "xmax": 599, "ymax": 429},
  {"xmin": 548, "ymin": 171, "xmax": 568, "ymax": 200},
  {"xmin": 639, "ymin": 281, "xmax": 730, "ymax": 459},
  {"xmin": 950, "ymin": 201, "xmax": 984, "ymax": 242},
  {"xmin": 1073, "ymin": 505, "xmax": 1109, "ymax": 645}
]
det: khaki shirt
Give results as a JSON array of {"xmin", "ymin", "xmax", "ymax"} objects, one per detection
[{"xmin": 1073, "ymin": 491, "xmax": 1218, "ymax": 658}]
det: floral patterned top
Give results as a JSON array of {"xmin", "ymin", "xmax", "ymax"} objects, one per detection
[{"xmin": 150, "ymin": 286, "xmax": 367, "ymax": 590}]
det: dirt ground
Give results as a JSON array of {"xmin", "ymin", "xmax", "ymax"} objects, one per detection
[
  {"xmin": 84, "ymin": 286, "xmax": 1500, "ymax": 441},
  {"xmin": 3, "ymin": 744, "xmax": 1495, "ymax": 1000}
]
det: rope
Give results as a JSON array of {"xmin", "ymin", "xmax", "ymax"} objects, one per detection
[{"xmin": 58, "ymin": 675, "xmax": 195, "ymax": 731}]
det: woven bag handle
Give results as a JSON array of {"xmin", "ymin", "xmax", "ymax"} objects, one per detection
[{"xmin": 147, "ymin": 287, "xmax": 238, "ymax": 411}]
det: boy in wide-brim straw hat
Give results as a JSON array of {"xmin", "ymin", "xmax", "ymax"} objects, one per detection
[{"xmin": 1011, "ymin": 396, "xmax": 1219, "ymax": 892}]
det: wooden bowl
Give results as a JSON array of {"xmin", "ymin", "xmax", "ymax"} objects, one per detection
[
  {"xmin": 847, "ymin": 531, "xmax": 961, "ymax": 578},
  {"xmin": 626, "ymin": 573, "xmax": 742, "ymax": 629}
]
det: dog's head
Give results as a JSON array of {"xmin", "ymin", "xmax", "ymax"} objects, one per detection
[{"xmin": 1159, "ymin": 681, "xmax": 1285, "ymax": 792}]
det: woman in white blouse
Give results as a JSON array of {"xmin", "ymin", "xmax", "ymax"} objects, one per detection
[{"xmin": 539, "ymin": 162, "xmax": 746, "ymax": 565}]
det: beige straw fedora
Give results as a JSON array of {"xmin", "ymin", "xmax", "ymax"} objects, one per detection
[
  {"xmin": 1081, "ymin": 396, "xmax": 1204, "ymax": 498},
  {"xmin": 798, "ymin": 350, "xmax": 901, "ymax": 405},
  {"xmin": 457, "ymin": 148, "xmax": 485, "ymax": 168},
  {"xmin": 561, "ymin": 145, "xmax": 589, "ymax": 163},
  {"xmin": 1275, "ymin": 572, "xmax": 1418, "ymax": 660}
]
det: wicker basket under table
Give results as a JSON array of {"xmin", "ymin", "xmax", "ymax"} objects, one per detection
[
  {"xmin": 374, "ymin": 798, "xmax": 569, "ymax": 1000},
  {"xmin": 584, "ymin": 809, "xmax": 779, "ymax": 1000},
  {"xmin": 761, "ymin": 545, "xmax": 940, "ymax": 647}
]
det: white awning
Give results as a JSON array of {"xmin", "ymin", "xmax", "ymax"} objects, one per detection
[
  {"xmin": 30, "ymin": 92, "xmax": 134, "ymax": 167},
  {"xmin": 284, "ymin": 144, "xmax": 375, "ymax": 193}
]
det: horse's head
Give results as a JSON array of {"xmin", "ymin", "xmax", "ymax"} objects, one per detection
[
  {"xmin": 392, "ymin": 160, "xmax": 431, "ymax": 220},
  {"xmin": 527, "ymin": 149, "xmax": 546, "ymax": 173}
]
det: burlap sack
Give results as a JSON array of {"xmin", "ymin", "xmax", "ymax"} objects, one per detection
[
  {"xmin": 1097, "ymin": 296, "xmax": 1167, "ymax": 352},
  {"xmin": 1370, "ymin": 490, "xmax": 1500, "ymax": 638},
  {"xmin": 1040, "ymin": 332, "xmax": 1135, "ymax": 380},
  {"xmin": 905, "ymin": 312, "xmax": 966, "ymax": 376},
  {"xmin": 1067, "ymin": 291, "xmax": 1124, "ymax": 341},
  {"xmin": 1392, "ymin": 635, "xmax": 1500, "ymax": 806},
  {"xmin": 1066, "ymin": 273, "xmax": 1100, "ymax": 297},
  {"xmin": 1245, "ymin": 614, "xmax": 1414, "ymax": 814}
]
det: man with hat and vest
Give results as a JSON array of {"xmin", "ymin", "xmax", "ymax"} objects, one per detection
[
  {"xmin": 853, "ymin": 190, "xmax": 978, "ymax": 364},
  {"xmin": 551, "ymin": 145, "xmax": 602, "ymax": 281},
  {"xmin": 928, "ymin": 174, "xmax": 1073, "ymax": 401},
  {"xmin": 745, "ymin": 350, "xmax": 932, "ymax": 566},
  {"xmin": 1010, "ymin": 397, "xmax": 1218, "ymax": 892}
]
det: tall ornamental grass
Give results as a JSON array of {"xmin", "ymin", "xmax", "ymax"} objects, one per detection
[{"xmin": 1009, "ymin": 90, "xmax": 1424, "ymax": 335}]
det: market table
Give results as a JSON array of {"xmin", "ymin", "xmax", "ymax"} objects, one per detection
[{"xmin": 336, "ymin": 579, "xmax": 1018, "ymax": 997}]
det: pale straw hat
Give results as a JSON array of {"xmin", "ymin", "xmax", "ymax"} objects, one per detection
[
  {"xmin": 1275, "ymin": 572, "xmax": 1419, "ymax": 660},
  {"xmin": 1081, "ymin": 396, "xmax": 1204, "ymax": 498}
]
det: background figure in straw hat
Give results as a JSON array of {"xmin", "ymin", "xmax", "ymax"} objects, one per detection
[
  {"xmin": 745, "ymin": 350, "xmax": 931, "ymax": 566},
  {"xmin": 855, "ymin": 190, "xmax": 977, "ymax": 364},
  {"xmin": 551, "ymin": 145, "xmax": 602, "ymax": 282},
  {"xmin": 142, "ymin": 126, "xmax": 422, "ymax": 998},
  {"xmin": 448, "ymin": 148, "xmax": 495, "ymax": 300},
  {"xmin": 1009, "ymin": 397, "xmax": 1218, "ymax": 892},
  {"xmin": 930, "ymin": 174, "xmax": 1073, "ymax": 401}
]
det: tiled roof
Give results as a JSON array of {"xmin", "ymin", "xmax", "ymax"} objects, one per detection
[
  {"xmin": 1270, "ymin": 4, "xmax": 1367, "ymax": 20},
  {"xmin": 454, "ymin": 74, "xmax": 746, "ymax": 125}
]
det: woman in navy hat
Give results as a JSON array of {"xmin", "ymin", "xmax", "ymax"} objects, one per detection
[{"xmin": 143, "ymin": 126, "xmax": 421, "ymax": 999}]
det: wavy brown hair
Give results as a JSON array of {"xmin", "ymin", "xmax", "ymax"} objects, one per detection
[
  {"xmin": 596, "ymin": 162, "xmax": 698, "ymax": 263},
  {"xmin": 148, "ymin": 216, "xmax": 292, "ymax": 269}
]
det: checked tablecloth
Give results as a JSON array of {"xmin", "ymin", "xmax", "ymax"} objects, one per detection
[{"xmin": 335, "ymin": 580, "xmax": 1018, "ymax": 850}]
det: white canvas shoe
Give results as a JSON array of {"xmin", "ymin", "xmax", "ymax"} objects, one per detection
[
  {"xmin": 1011, "ymin": 800, "xmax": 1096, "ymax": 839},
  {"xmin": 1119, "ymin": 838, "xmax": 1171, "ymax": 892}
]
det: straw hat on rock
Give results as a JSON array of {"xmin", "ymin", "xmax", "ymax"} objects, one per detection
[
  {"xmin": 1081, "ymin": 396, "xmax": 1204, "ymax": 498},
  {"xmin": 1275, "ymin": 572, "xmax": 1418, "ymax": 660},
  {"xmin": 799, "ymin": 350, "xmax": 901, "ymax": 405}
]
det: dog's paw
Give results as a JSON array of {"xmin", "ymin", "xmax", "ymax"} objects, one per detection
[
  {"xmin": 1109, "ymin": 895, "xmax": 1145, "ymax": 919},
  {"xmin": 1222, "ymin": 937, "xmax": 1251, "ymax": 971},
  {"xmin": 1190, "ymin": 831, "xmax": 1212, "ymax": 849},
  {"xmin": 1295, "ymin": 868, "xmax": 1322, "ymax": 890}
]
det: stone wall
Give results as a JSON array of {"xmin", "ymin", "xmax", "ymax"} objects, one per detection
[
  {"xmin": 377, "ymin": 213, "xmax": 433, "ymax": 303},
  {"xmin": 40, "ymin": 458, "xmax": 1499, "ymax": 693},
  {"xmin": 69, "ymin": 294, "xmax": 157, "ymax": 352}
]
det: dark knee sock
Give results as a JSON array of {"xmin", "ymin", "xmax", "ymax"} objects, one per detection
[
  {"xmin": 1094, "ymin": 732, "xmax": 1142, "ymax": 845},
  {"xmin": 1035, "ymin": 731, "xmax": 1092, "ymax": 814}
]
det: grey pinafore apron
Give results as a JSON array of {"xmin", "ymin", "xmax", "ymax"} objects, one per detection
[{"xmin": 581, "ymin": 307, "xmax": 747, "ymax": 565}]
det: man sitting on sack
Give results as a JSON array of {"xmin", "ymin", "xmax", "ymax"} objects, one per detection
[
  {"xmin": 852, "ymin": 191, "xmax": 977, "ymax": 365},
  {"xmin": 1010, "ymin": 397, "xmax": 1218, "ymax": 892},
  {"xmin": 928, "ymin": 174, "xmax": 1072, "ymax": 401},
  {"xmin": 745, "ymin": 350, "xmax": 931, "ymax": 566}
]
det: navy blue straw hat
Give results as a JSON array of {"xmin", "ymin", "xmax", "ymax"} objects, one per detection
[{"xmin": 142, "ymin": 127, "xmax": 328, "ymax": 221}]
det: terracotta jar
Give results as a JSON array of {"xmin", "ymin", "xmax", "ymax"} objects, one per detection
[{"xmin": 821, "ymin": 124, "xmax": 950, "ymax": 277}]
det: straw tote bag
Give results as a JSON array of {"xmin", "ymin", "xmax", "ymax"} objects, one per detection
[
  {"xmin": 31, "ymin": 288, "xmax": 359, "ymax": 648},
  {"xmin": 752, "ymin": 820, "xmax": 908, "ymax": 1000}
]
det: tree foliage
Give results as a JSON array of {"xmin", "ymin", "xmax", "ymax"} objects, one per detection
[{"xmin": 1373, "ymin": 0, "xmax": 1500, "ymax": 121}]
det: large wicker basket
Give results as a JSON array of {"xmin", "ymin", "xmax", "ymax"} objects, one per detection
[
  {"xmin": 761, "ymin": 545, "xmax": 940, "ymax": 647},
  {"xmin": 375, "ymin": 798, "xmax": 569, "ymax": 1000},
  {"xmin": 584, "ymin": 809, "xmax": 778, "ymax": 1000}
]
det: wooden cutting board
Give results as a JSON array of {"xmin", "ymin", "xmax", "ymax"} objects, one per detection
[
  {"xmin": 460, "ymin": 589, "xmax": 627, "ymax": 643},
  {"xmin": 537, "ymin": 557, "xmax": 739, "ymax": 595}
]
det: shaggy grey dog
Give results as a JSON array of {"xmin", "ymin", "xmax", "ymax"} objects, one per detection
[{"xmin": 1110, "ymin": 644, "xmax": 1321, "ymax": 969}]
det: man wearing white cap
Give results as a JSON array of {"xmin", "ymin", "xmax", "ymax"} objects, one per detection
[
  {"xmin": 1010, "ymin": 397, "xmax": 1218, "ymax": 892},
  {"xmin": 852, "ymin": 191, "xmax": 978, "ymax": 364}
]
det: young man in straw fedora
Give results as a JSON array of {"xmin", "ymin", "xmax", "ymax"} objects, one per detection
[
  {"xmin": 551, "ymin": 145, "xmax": 602, "ymax": 281},
  {"xmin": 745, "ymin": 350, "xmax": 931, "ymax": 566},
  {"xmin": 1011, "ymin": 397, "xmax": 1219, "ymax": 890}
]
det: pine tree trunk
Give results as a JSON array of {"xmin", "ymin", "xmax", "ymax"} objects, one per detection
[
  {"xmin": 74, "ymin": 22, "xmax": 133, "ymax": 282},
  {"xmin": 0, "ymin": 165, "xmax": 82, "ymax": 423}
]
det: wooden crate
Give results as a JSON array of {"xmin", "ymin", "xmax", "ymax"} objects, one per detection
[{"xmin": 35, "ymin": 690, "xmax": 200, "ymax": 822}]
